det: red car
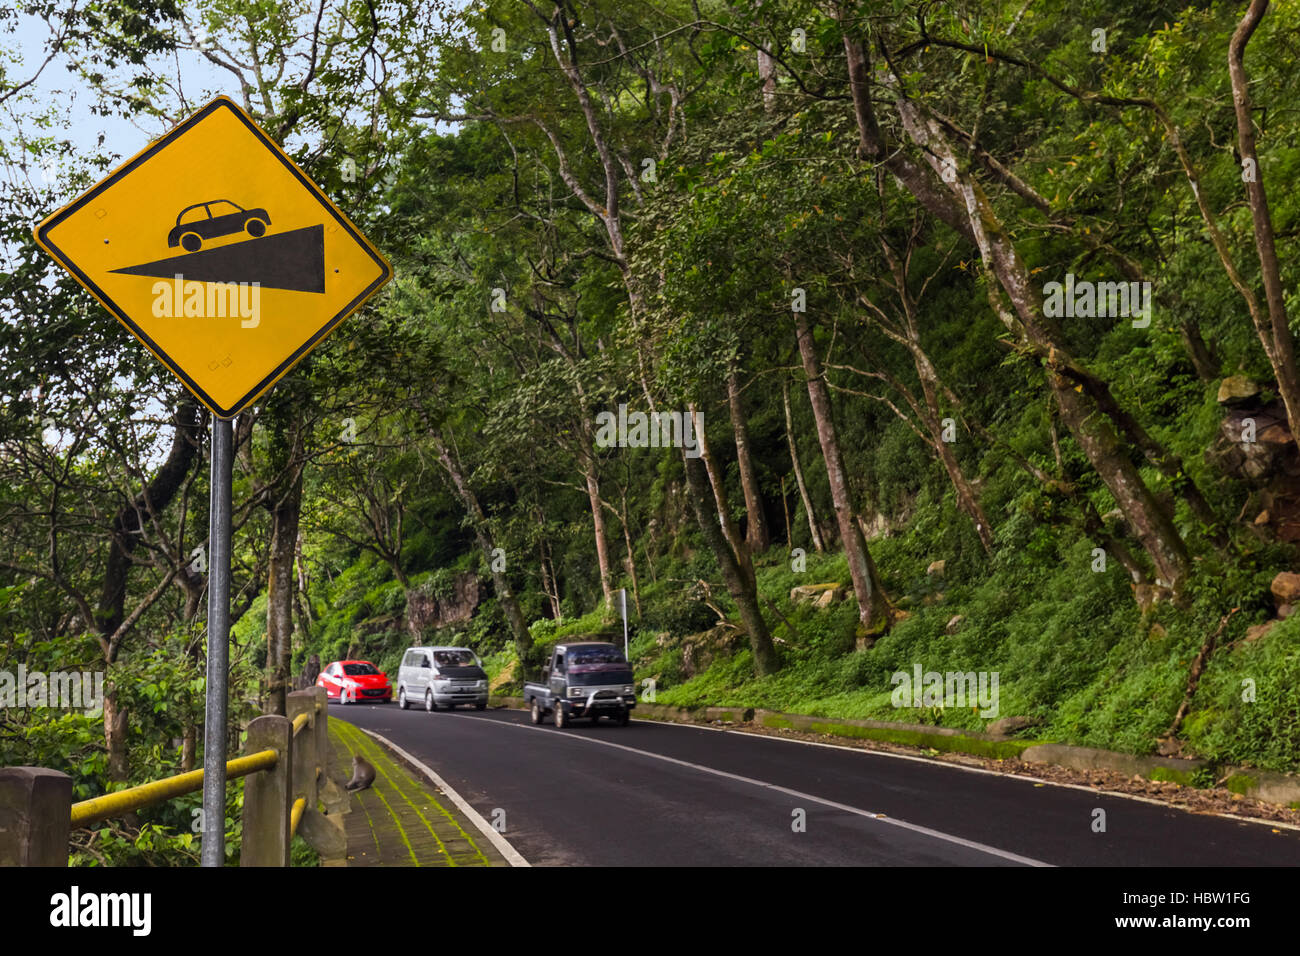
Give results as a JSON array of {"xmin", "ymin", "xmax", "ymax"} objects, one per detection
[{"xmin": 318, "ymin": 660, "xmax": 392, "ymax": 704}]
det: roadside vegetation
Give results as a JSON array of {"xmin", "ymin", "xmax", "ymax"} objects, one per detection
[{"xmin": 4, "ymin": 1, "xmax": 1300, "ymax": 866}]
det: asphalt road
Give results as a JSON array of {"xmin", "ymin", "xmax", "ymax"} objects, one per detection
[{"xmin": 336, "ymin": 703, "xmax": 1300, "ymax": 867}]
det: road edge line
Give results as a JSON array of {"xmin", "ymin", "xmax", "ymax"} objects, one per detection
[
  {"xmin": 355, "ymin": 725, "xmax": 530, "ymax": 867},
  {"xmin": 498, "ymin": 701, "xmax": 1300, "ymax": 835},
  {"xmin": 458, "ymin": 713, "xmax": 1052, "ymax": 867}
]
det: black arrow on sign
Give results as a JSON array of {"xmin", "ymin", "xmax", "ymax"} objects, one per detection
[{"xmin": 111, "ymin": 224, "xmax": 325, "ymax": 293}]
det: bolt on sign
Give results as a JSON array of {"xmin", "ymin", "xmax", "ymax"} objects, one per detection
[{"xmin": 33, "ymin": 95, "xmax": 393, "ymax": 418}]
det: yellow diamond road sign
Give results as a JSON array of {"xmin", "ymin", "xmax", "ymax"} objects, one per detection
[{"xmin": 34, "ymin": 95, "xmax": 393, "ymax": 419}]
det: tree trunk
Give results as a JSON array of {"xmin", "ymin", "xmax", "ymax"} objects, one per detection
[
  {"xmin": 1229, "ymin": 0, "xmax": 1300, "ymax": 435},
  {"xmin": 727, "ymin": 369, "xmax": 771, "ymax": 554},
  {"xmin": 1049, "ymin": 369, "xmax": 1190, "ymax": 589},
  {"xmin": 582, "ymin": 460, "xmax": 616, "ymax": 616},
  {"xmin": 539, "ymin": 539, "xmax": 562, "ymax": 620},
  {"xmin": 1180, "ymin": 319, "xmax": 1219, "ymax": 382},
  {"xmin": 882, "ymin": 250, "xmax": 995, "ymax": 552},
  {"xmin": 783, "ymin": 377, "xmax": 826, "ymax": 552},
  {"xmin": 432, "ymin": 434, "xmax": 533, "ymax": 662},
  {"xmin": 181, "ymin": 726, "xmax": 196, "ymax": 773},
  {"xmin": 683, "ymin": 452, "xmax": 779, "ymax": 676},
  {"xmin": 838, "ymin": 29, "xmax": 1192, "ymax": 594},
  {"xmin": 619, "ymin": 494, "xmax": 643, "ymax": 620},
  {"xmin": 95, "ymin": 397, "xmax": 202, "ymax": 779},
  {"xmin": 781, "ymin": 475, "xmax": 792, "ymax": 545},
  {"xmin": 693, "ymin": 403, "xmax": 749, "ymax": 570},
  {"xmin": 97, "ymin": 398, "xmax": 201, "ymax": 636},
  {"xmin": 178, "ymin": 570, "xmax": 203, "ymax": 773},
  {"xmin": 265, "ymin": 456, "xmax": 303, "ymax": 718},
  {"xmin": 758, "ymin": 48, "xmax": 777, "ymax": 112},
  {"xmin": 941, "ymin": 385, "xmax": 1154, "ymax": 591},
  {"xmin": 794, "ymin": 309, "xmax": 891, "ymax": 636},
  {"xmin": 102, "ymin": 686, "xmax": 129, "ymax": 782},
  {"xmin": 921, "ymin": 372, "xmax": 994, "ymax": 553}
]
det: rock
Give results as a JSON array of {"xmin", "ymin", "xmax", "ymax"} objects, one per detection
[
  {"xmin": 1217, "ymin": 375, "xmax": 1261, "ymax": 405},
  {"xmin": 1209, "ymin": 403, "xmax": 1294, "ymax": 481},
  {"xmin": 859, "ymin": 512, "xmax": 890, "ymax": 539},
  {"xmin": 680, "ymin": 623, "xmax": 745, "ymax": 678},
  {"xmin": 1279, "ymin": 604, "xmax": 1294, "ymax": 620},
  {"xmin": 987, "ymin": 716, "xmax": 1039, "ymax": 739},
  {"xmin": 1270, "ymin": 571, "xmax": 1300, "ymax": 605},
  {"xmin": 1259, "ymin": 423, "xmax": 1295, "ymax": 446},
  {"xmin": 1156, "ymin": 737, "xmax": 1183, "ymax": 757},
  {"xmin": 814, "ymin": 586, "xmax": 845, "ymax": 608},
  {"xmin": 790, "ymin": 583, "xmax": 841, "ymax": 605},
  {"xmin": 1255, "ymin": 509, "xmax": 1272, "ymax": 525},
  {"xmin": 1245, "ymin": 620, "xmax": 1278, "ymax": 643},
  {"xmin": 945, "ymin": 614, "xmax": 965, "ymax": 635},
  {"xmin": 405, "ymin": 572, "xmax": 480, "ymax": 636},
  {"xmin": 1245, "ymin": 456, "xmax": 1273, "ymax": 479},
  {"xmin": 926, "ymin": 559, "xmax": 946, "ymax": 576}
]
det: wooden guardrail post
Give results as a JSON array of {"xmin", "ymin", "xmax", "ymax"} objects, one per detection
[
  {"xmin": 312, "ymin": 686, "xmax": 328, "ymax": 779},
  {"xmin": 0, "ymin": 768, "xmax": 73, "ymax": 866},
  {"xmin": 287, "ymin": 689, "xmax": 317, "ymax": 808},
  {"xmin": 291, "ymin": 686, "xmax": 345, "ymax": 861},
  {"xmin": 239, "ymin": 715, "xmax": 292, "ymax": 866}
]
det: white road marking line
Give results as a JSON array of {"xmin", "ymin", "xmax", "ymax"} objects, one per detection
[
  {"xmin": 450, "ymin": 712, "xmax": 1051, "ymax": 866},
  {"xmin": 630, "ymin": 715, "xmax": 1300, "ymax": 834},
  {"xmin": 355, "ymin": 725, "xmax": 530, "ymax": 867}
]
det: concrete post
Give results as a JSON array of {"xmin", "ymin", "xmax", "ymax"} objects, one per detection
[
  {"xmin": 0, "ymin": 767, "xmax": 72, "ymax": 866},
  {"xmin": 311, "ymin": 686, "xmax": 328, "ymax": 782},
  {"xmin": 239, "ymin": 715, "xmax": 292, "ymax": 866},
  {"xmin": 286, "ymin": 689, "xmax": 317, "ymax": 808}
]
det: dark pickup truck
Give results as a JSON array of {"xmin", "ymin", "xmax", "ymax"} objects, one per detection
[{"xmin": 523, "ymin": 641, "xmax": 636, "ymax": 728}]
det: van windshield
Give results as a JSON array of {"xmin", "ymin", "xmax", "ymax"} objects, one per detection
[
  {"xmin": 433, "ymin": 650, "xmax": 477, "ymax": 667},
  {"xmin": 567, "ymin": 646, "xmax": 625, "ymax": 665}
]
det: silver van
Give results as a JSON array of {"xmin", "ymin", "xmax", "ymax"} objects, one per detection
[{"xmin": 397, "ymin": 645, "xmax": 489, "ymax": 712}]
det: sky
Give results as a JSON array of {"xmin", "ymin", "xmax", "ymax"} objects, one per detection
[
  {"xmin": 6, "ymin": 5, "xmax": 240, "ymax": 465},
  {"xmin": 9, "ymin": 5, "xmax": 232, "ymax": 178},
  {"xmin": 5, "ymin": 1, "xmax": 452, "ymax": 465}
]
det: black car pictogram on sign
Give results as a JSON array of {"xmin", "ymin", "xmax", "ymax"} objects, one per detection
[{"xmin": 167, "ymin": 199, "xmax": 271, "ymax": 252}]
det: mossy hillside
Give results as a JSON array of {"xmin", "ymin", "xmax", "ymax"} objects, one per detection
[
  {"xmin": 444, "ymin": 498, "xmax": 1300, "ymax": 776},
  {"xmin": 631, "ymin": 504, "xmax": 1298, "ymax": 774}
]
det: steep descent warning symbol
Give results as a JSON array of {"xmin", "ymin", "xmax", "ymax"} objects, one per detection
[
  {"xmin": 33, "ymin": 96, "xmax": 393, "ymax": 418},
  {"xmin": 112, "ymin": 223, "xmax": 326, "ymax": 293}
]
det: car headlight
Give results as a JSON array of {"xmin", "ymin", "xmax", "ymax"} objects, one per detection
[
  {"xmin": 567, "ymin": 686, "xmax": 585, "ymax": 698},
  {"xmin": 623, "ymin": 685, "xmax": 634, "ymax": 695},
  {"xmin": 477, "ymin": 680, "xmax": 487, "ymax": 688}
]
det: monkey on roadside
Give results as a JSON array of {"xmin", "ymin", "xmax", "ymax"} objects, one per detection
[
  {"xmin": 345, "ymin": 755, "xmax": 376, "ymax": 792},
  {"xmin": 303, "ymin": 653, "xmax": 321, "ymax": 687}
]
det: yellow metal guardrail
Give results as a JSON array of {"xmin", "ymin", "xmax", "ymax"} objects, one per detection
[
  {"xmin": 1, "ymin": 689, "xmax": 329, "ymax": 866},
  {"xmin": 289, "ymin": 797, "xmax": 306, "ymax": 836},
  {"xmin": 70, "ymin": 749, "xmax": 279, "ymax": 828},
  {"xmin": 69, "ymin": 694, "xmax": 324, "ymax": 830},
  {"xmin": 19, "ymin": 690, "xmax": 332, "ymax": 867}
]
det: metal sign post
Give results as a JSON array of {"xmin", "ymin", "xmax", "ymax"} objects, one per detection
[
  {"xmin": 620, "ymin": 588, "xmax": 629, "ymax": 660},
  {"xmin": 32, "ymin": 96, "xmax": 394, "ymax": 420},
  {"xmin": 200, "ymin": 417, "xmax": 232, "ymax": 867},
  {"xmin": 32, "ymin": 95, "xmax": 392, "ymax": 868}
]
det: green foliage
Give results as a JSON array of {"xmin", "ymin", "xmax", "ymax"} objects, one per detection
[{"xmin": 11, "ymin": 1, "xmax": 1300, "ymax": 874}]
